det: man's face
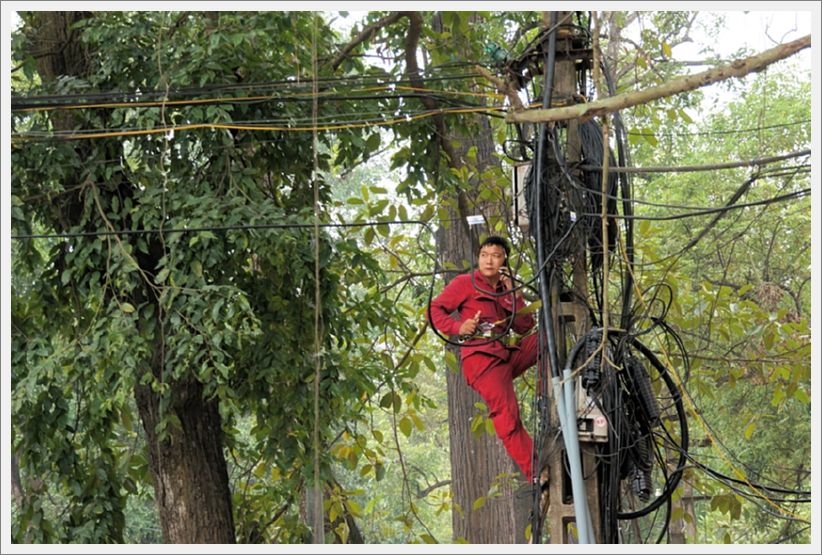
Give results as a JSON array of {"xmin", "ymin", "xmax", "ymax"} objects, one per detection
[{"xmin": 478, "ymin": 244, "xmax": 506, "ymax": 279}]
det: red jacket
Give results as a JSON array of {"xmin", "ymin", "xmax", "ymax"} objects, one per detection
[{"xmin": 430, "ymin": 270, "xmax": 535, "ymax": 362}]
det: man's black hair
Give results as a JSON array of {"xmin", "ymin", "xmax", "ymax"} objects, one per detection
[{"xmin": 479, "ymin": 236, "xmax": 510, "ymax": 259}]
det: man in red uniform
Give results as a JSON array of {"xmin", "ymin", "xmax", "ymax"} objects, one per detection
[{"xmin": 429, "ymin": 236, "xmax": 539, "ymax": 482}]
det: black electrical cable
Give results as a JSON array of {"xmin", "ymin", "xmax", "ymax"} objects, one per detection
[
  {"xmin": 11, "ymin": 69, "xmax": 488, "ymax": 110},
  {"xmin": 529, "ymin": 15, "xmax": 559, "ymax": 543},
  {"xmin": 683, "ymin": 452, "xmax": 811, "ymax": 498},
  {"xmin": 601, "ymin": 58, "xmax": 635, "ymax": 332},
  {"xmin": 615, "ymin": 337, "xmax": 688, "ymax": 518},
  {"xmin": 11, "ymin": 218, "xmax": 432, "ymax": 241},
  {"xmin": 577, "ymin": 189, "xmax": 810, "ymax": 221},
  {"xmin": 567, "ymin": 328, "xmax": 689, "ymax": 522}
]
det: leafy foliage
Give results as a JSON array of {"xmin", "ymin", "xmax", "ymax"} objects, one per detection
[{"xmin": 9, "ymin": 9, "xmax": 811, "ymax": 544}]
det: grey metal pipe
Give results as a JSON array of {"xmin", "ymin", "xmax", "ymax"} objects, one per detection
[{"xmin": 563, "ymin": 368, "xmax": 595, "ymax": 544}]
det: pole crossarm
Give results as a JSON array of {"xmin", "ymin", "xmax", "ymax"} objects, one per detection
[{"xmin": 507, "ymin": 35, "xmax": 810, "ymax": 124}]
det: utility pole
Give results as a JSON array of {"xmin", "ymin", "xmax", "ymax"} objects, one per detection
[{"xmin": 534, "ymin": 12, "xmax": 603, "ymax": 544}]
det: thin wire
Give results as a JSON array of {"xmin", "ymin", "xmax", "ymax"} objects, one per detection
[
  {"xmin": 626, "ymin": 119, "xmax": 809, "ymax": 138},
  {"xmin": 12, "ymin": 83, "xmax": 504, "ymax": 113},
  {"xmin": 11, "ymin": 69, "xmax": 487, "ymax": 108},
  {"xmin": 310, "ymin": 15, "xmax": 323, "ymax": 545},
  {"xmin": 579, "ymin": 188, "xmax": 810, "ymax": 221},
  {"xmin": 11, "ymin": 105, "xmax": 506, "ymax": 142},
  {"xmin": 11, "ymin": 219, "xmax": 438, "ymax": 241}
]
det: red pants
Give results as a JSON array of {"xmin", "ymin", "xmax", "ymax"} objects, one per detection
[{"xmin": 461, "ymin": 333, "xmax": 539, "ymax": 481}]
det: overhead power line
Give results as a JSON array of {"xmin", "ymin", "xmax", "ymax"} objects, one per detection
[
  {"xmin": 585, "ymin": 188, "xmax": 810, "ymax": 221},
  {"xmin": 626, "ymin": 119, "xmax": 810, "ymax": 138},
  {"xmin": 579, "ymin": 149, "xmax": 810, "ymax": 174},
  {"xmin": 10, "ymin": 218, "xmax": 434, "ymax": 241},
  {"xmin": 11, "ymin": 105, "xmax": 505, "ymax": 142},
  {"xmin": 10, "ymin": 70, "xmax": 487, "ymax": 111}
]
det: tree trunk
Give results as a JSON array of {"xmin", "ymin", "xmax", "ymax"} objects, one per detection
[
  {"xmin": 11, "ymin": 452, "xmax": 24, "ymax": 506},
  {"xmin": 445, "ymin": 360, "xmax": 520, "ymax": 542},
  {"xmin": 135, "ymin": 372, "xmax": 235, "ymax": 543},
  {"xmin": 429, "ymin": 30, "xmax": 523, "ymax": 540},
  {"xmin": 27, "ymin": 12, "xmax": 237, "ymax": 543}
]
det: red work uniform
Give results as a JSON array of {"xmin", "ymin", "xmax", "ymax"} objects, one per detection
[{"xmin": 429, "ymin": 270, "xmax": 539, "ymax": 481}]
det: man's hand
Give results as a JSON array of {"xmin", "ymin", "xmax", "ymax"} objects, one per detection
[
  {"xmin": 459, "ymin": 310, "xmax": 482, "ymax": 336},
  {"xmin": 499, "ymin": 267, "xmax": 513, "ymax": 291}
]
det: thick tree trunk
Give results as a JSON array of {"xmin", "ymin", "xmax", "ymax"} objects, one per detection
[
  {"xmin": 135, "ymin": 371, "xmax": 235, "ymax": 543},
  {"xmin": 445, "ymin": 361, "xmax": 519, "ymax": 543},
  {"xmin": 433, "ymin": 58, "xmax": 523, "ymax": 543}
]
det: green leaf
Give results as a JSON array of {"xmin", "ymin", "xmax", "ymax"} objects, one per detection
[
  {"xmin": 642, "ymin": 128, "xmax": 658, "ymax": 147},
  {"xmin": 793, "ymin": 388, "xmax": 810, "ymax": 404},
  {"xmin": 729, "ymin": 496, "xmax": 742, "ymax": 519},
  {"xmin": 472, "ymin": 496, "xmax": 486, "ymax": 510},
  {"xmin": 345, "ymin": 499, "xmax": 363, "ymax": 517},
  {"xmin": 399, "ymin": 416, "xmax": 412, "ymax": 437},
  {"xmin": 420, "ymin": 534, "xmax": 437, "ymax": 544},
  {"xmin": 410, "ymin": 412, "xmax": 425, "ymax": 431},
  {"xmin": 515, "ymin": 300, "xmax": 541, "ymax": 316},
  {"xmin": 121, "ymin": 302, "xmax": 136, "ymax": 313},
  {"xmin": 743, "ymin": 422, "xmax": 756, "ymax": 440},
  {"xmin": 444, "ymin": 350, "xmax": 458, "ymax": 373},
  {"xmin": 763, "ymin": 328, "xmax": 775, "ymax": 349}
]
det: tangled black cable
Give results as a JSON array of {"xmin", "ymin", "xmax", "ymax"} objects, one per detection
[{"xmin": 569, "ymin": 328, "xmax": 689, "ymax": 543}]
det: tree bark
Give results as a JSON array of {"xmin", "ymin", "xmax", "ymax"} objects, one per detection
[
  {"xmin": 11, "ymin": 452, "xmax": 24, "ymax": 506},
  {"xmin": 421, "ymin": 12, "xmax": 523, "ymax": 544},
  {"xmin": 135, "ymin": 375, "xmax": 236, "ymax": 543}
]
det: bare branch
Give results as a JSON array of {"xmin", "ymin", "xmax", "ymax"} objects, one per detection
[
  {"xmin": 680, "ymin": 174, "xmax": 757, "ymax": 253},
  {"xmin": 509, "ymin": 35, "xmax": 810, "ymax": 123},
  {"xmin": 417, "ymin": 479, "xmax": 452, "ymax": 498}
]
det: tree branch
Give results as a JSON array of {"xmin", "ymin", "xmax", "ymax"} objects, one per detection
[
  {"xmin": 417, "ymin": 479, "xmax": 452, "ymax": 498},
  {"xmin": 509, "ymin": 34, "xmax": 810, "ymax": 123},
  {"xmin": 475, "ymin": 65, "xmax": 524, "ymax": 111},
  {"xmin": 680, "ymin": 174, "xmax": 757, "ymax": 253},
  {"xmin": 330, "ymin": 12, "xmax": 405, "ymax": 71},
  {"xmin": 403, "ymin": 12, "xmax": 459, "ymax": 165}
]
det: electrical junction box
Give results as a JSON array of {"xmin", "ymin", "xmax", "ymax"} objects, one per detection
[
  {"xmin": 576, "ymin": 379, "xmax": 608, "ymax": 443},
  {"xmin": 512, "ymin": 161, "xmax": 531, "ymax": 232}
]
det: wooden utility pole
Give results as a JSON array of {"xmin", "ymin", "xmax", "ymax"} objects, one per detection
[{"xmin": 534, "ymin": 12, "xmax": 603, "ymax": 544}]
